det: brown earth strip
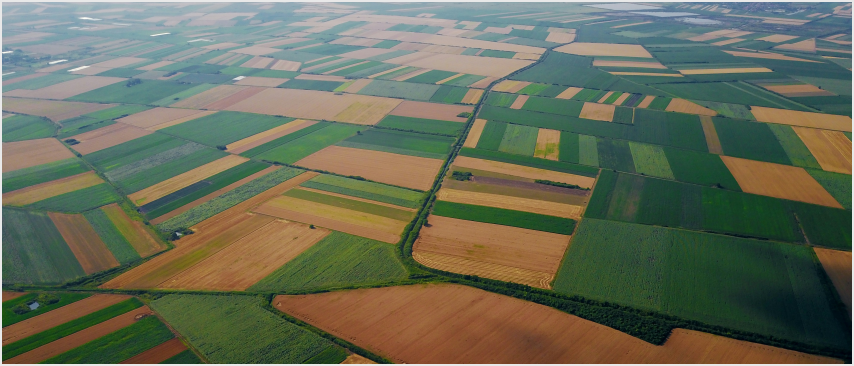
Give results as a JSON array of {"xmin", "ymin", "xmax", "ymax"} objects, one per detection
[
  {"xmin": 102, "ymin": 203, "xmax": 166, "ymax": 258},
  {"xmin": 48, "ymin": 212, "xmax": 120, "ymax": 275},
  {"xmin": 341, "ymin": 354, "xmax": 376, "ymax": 364},
  {"xmin": 533, "ymin": 128, "xmax": 560, "ymax": 160},
  {"xmin": 752, "ymin": 107, "xmax": 853, "ymax": 132},
  {"xmin": 793, "ymin": 127, "xmax": 852, "ymax": 174},
  {"xmin": 2, "ymin": 294, "xmax": 131, "ymax": 345},
  {"xmin": 579, "ymin": 102, "xmax": 615, "ymax": 122},
  {"xmin": 555, "ymin": 87, "xmax": 582, "ymax": 99},
  {"xmin": 203, "ymin": 86, "xmax": 266, "ymax": 110},
  {"xmin": 3, "ymin": 172, "xmax": 104, "ymax": 206},
  {"xmin": 813, "ymin": 247, "xmax": 851, "ymax": 318},
  {"xmin": 721, "ymin": 156, "xmax": 842, "ymax": 208},
  {"xmin": 458, "ymin": 175, "xmax": 590, "ymax": 199},
  {"xmin": 612, "ymin": 93, "xmax": 630, "ymax": 105},
  {"xmin": 296, "ymin": 146, "xmax": 443, "ymax": 191},
  {"xmin": 2, "ymin": 76, "xmax": 125, "ymax": 100},
  {"xmin": 700, "ymin": 116, "xmax": 723, "ymax": 154},
  {"xmin": 453, "ymin": 156, "xmax": 595, "ymax": 187},
  {"xmin": 3, "ymin": 292, "xmax": 28, "ymax": 302},
  {"xmin": 170, "ymin": 85, "xmax": 247, "ymax": 109},
  {"xmin": 297, "ymin": 187, "xmax": 416, "ymax": 210},
  {"xmin": 2, "ymin": 97, "xmax": 114, "ymax": 122},
  {"xmin": 3, "ymin": 138, "xmax": 76, "ymax": 172},
  {"xmin": 509, "ymin": 94, "xmax": 528, "ymax": 109},
  {"xmin": 119, "ymin": 338, "xmax": 185, "ymax": 364},
  {"xmin": 227, "ymin": 119, "xmax": 317, "ymax": 153},
  {"xmin": 460, "ymin": 89, "xmax": 483, "ymax": 104},
  {"xmin": 636, "ymin": 95, "xmax": 655, "ymax": 108},
  {"xmin": 665, "ymin": 98, "xmax": 717, "ymax": 116},
  {"xmin": 463, "ymin": 119, "xmax": 487, "ymax": 148},
  {"xmin": 274, "ymin": 284, "xmax": 839, "ymax": 364},
  {"xmin": 343, "ymin": 79, "xmax": 373, "ymax": 93},
  {"xmin": 555, "ymin": 42, "xmax": 652, "ymax": 58},
  {"xmin": 70, "ymin": 123, "xmax": 154, "ymax": 155},
  {"xmin": 253, "ymin": 206, "xmax": 400, "ymax": 243},
  {"xmin": 596, "ymin": 91, "xmax": 614, "ymax": 104},
  {"xmin": 723, "ymin": 50, "xmax": 822, "ymax": 63},
  {"xmin": 6, "ymin": 305, "xmax": 150, "ymax": 364},
  {"xmin": 223, "ymin": 88, "xmax": 401, "ymax": 125}
]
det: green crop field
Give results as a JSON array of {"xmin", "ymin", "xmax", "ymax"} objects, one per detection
[
  {"xmin": 2, "ymin": 158, "xmax": 90, "ymax": 193},
  {"xmin": 3, "ymin": 73, "xmax": 81, "ymax": 90},
  {"xmin": 27, "ymin": 184, "xmax": 120, "ymax": 213},
  {"xmin": 460, "ymin": 148, "xmax": 600, "ymax": 177},
  {"xmin": 256, "ymin": 124, "xmax": 363, "ymax": 164},
  {"xmin": 662, "ymin": 147, "xmax": 741, "ymax": 190},
  {"xmin": 357, "ymin": 79, "xmax": 440, "ymax": 101},
  {"xmin": 429, "ymin": 85, "xmax": 469, "ymax": 104},
  {"xmin": 3, "ymin": 298, "xmax": 144, "ymax": 360},
  {"xmin": 714, "ymin": 118, "xmax": 792, "ymax": 165},
  {"xmin": 158, "ymin": 167, "xmax": 304, "ymax": 232},
  {"xmin": 376, "ymin": 115, "xmax": 464, "ymax": 135},
  {"xmin": 628, "ymin": 142, "xmax": 674, "ymax": 179},
  {"xmin": 432, "ymin": 201, "xmax": 576, "ymax": 235},
  {"xmin": 498, "ymin": 124, "xmax": 539, "ymax": 156},
  {"xmin": 408, "ymin": 70, "xmax": 458, "ymax": 84},
  {"xmin": 162, "ymin": 350, "xmax": 203, "ymax": 364},
  {"xmin": 339, "ymin": 129, "xmax": 454, "ymax": 159},
  {"xmin": 151, "ymin": 295, "xmax": 346, "ymax": 363},
  {"xmin": 114, "ymin": 148, "xmax": 228, "ymax": 194},
  {"xmin": 2, "ymin": 292, "xmax": 90, "ymax": 327},
  {"xmin": 240, "ymin": 122, "xmax": 330, "ymax": 158},
  {"xmin": 301, "ymin": 174, "xmax": 424, "ymax": 208},
  {"xmin": 485, "ymin": 92, "xmax": 518, "ymax": 108},
  {"xmin": 475, "ymin": 120, "xmax": 508, "ymax": 151},
  {"xmin": 152, "ymin": 83, "xmax": 218, "ymax": 107},
  {"xmin": 84, "ymin": 134, "xmax": 189, "ymax": 172},
  {"xmin": 280, "ymin": 79, "xmax": 345, "ymax": 91},
  {"xmin": 3, "ymin": 114, "xmax": 56, "ymax": 142},
  {"xmin": 807, "ymin": 169, "xmax": 851, "ymax": 210},
  {"xmin": 3, "ymin": 208, "xmax": 85, "ymax": 284},
  {"xmin": 284, "ymin": 189, "xmax": 414, "ymax": 221},
  {"xmin": 553, "ymin": 219, "xmax": 849, "ymax": 349},
  {"xmin": 767, "ymin": 124, "xmax": 822, "ymax": 169},
  {"xmin": 596, "ymin": 138, "xmax": 636, "ymax": 173},
  {"xmin": 45, "ymin": 315, "xmax": 174, "ymax": 363},
  {"xmin": 142, "ymin": 161, "xmax": 269, "ymax": 219},
  {"xmin": 250, "ymin": 231, "xmax": 409, "ymax": 292},
  {"xmin": 69, "ymin": 80, "xmax": 195, "ymax": 104},
  {"xmin": 82, "ymin": 208, "xmax": 141, "ymax": 264},
  {"xmin": 558, "ymin": 131, "xmax": 580, "ymax": 164},
  {"xmin": 790, "ymin": 202, "xmax": 852, "ymax": 250},
  {"xmin": 161, "ymin": 112, "xmax": 292, "ymax": 147},
  {"xmin": 578, "ymin": 134, "xmax": 599, "ymax": 166}
]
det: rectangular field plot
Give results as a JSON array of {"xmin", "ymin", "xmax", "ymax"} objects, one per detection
[
  {"xmin": 376, "ymin": 115, "xmax": 464, "ymax": 136},
  {"xmin": 4, "ymin": 138, "xmax": 76, "ymax": 173},
  {"xmin": 2, "ymin": 208, "xmax": 85, "ymax": 285},
  {"xmin": 3, "ymin": 172, "xmax": 104, "ymax": 206},
  {"xmin": 413, "ymin": 216, "xmax": 570, "ymax": 288},
  {"xmin": 160, "ymin": 111, "xmax": 293, "ymax": 147},
  {"xmin": 296, "ymin": 146, "xmax": 443, "ymax": 191},
  {"xmin": 300, "ymin": 173, "xmax": 424, "ymax": 208},
  {"xmin": 553, "ymin": 219, "xmax": 850, "ymax": 350},
  {"xmin": 721, "ymin": 156, "xmax": 843, "ymax": 208},
  {"xmin": 793, "ymin": 127, "xmax": 852, "ymax": 174},
  {"xmin": 2, "ymin": 98, "xmax": 115, "ymax": 122},
  {"xmin": 223, "ymin": 88, "xmax": 402, "ymax": 125},
  {"xmin": 337, "ymin": 129, "xmax": 454, "ymax": 159},
  {"xmin": 2, "ymin": 114, "xmax": 56, "ymax": 142},
  {"xmin": 2, "ymin": 158, "xmax": 89, "ymax": 194},
  {"xmin": 48, "ymin": 212, "xmax": 120, "ymax": 275}
]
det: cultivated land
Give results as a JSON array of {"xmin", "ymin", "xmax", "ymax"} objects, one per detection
[{"xmin": 2, "ymin": 1, "xmax": 852, "ymax": 364}]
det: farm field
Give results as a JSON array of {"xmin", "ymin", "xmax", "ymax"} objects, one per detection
[{"xmin": 2, "ymin": 2, "xmax": 852, "ymax": 364}]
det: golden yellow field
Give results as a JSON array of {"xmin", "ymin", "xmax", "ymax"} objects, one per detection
[
  {"xmin": 128, "ymin": 155, "xmax": 249, "ymax": 206},
  {"xmin": 533, "ymin": 128, "xmax": 560, "ymax": 160},
  {"xmin": 579, "ymin": 102, "xmax": 615, "ymax": 122},
  {"xmin": 665, "ymin": 98, "xmax": 717, "ymax": 116},
  {"xmin": 463, "ymin": 119, "xmax": 488, "ymax": 148},
  {"xmin": 4, "ymin": 172, "xmax": 104, "ymax": 206},
  {"xmin": 436, "ymin": 188, "xmax": 583, "ymax": 219},
  {"xmin": 751, "ymin": 107, "xmax": 852, "ymax": 132}
]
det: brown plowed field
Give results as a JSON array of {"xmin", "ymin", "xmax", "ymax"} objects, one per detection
[
  {"xmin": 534, "ymin": 128, "xmax": 560, "ymax": 160},
  {"xmin": 636, "ymin": 95, "xmax": 655, "ymax": 108},
  {"xmin": 234, "ymin": 76, "xmax": 288, "ymax": 87},
  {"xmin": 344, "ymin": 79, "xmax": 373, "ymax": 93},
  {"xmin": 332, "ymin": 99, "xmax": 402, "ymax": 125},
  {"xmin": 102, "ymin": 203, "xmax": 166, "ymax": 258},
  {"xmin": 721, "ymin": 156, "xmax": 842, "ymax": 208},
  {"xmin": 3, "ymin": 291, "xmax": 27, "ymax": 302},
  {"xmin": 813, "ymin": 247, "xmax": 852, "ymax": 317},
  {"xmin": 793, "ymin": 127, "xmax": 852, "ymax": 174},
  {"xmin": 149, "ymin": 166, "xmax": 280, "ymax": 224},
  {"xmin": 764, "ymin": 84, "xmax": 835, "ymax": 97},
  {"xmin": 665, "ymin": 98, "xmax": 717, "ymax": 116},
  {"xmin": 159, "ymin": 221, "xmax": 330, "ymax": 290},
  {"xmin": 227, "ymin": 119, "xmax": 317, "ymax": 153},
  {"xmin": 296, "ymin": 146, "xmax": 443, "ymax": 190},
  {"xmin": 128, "ymin": 155, "xmax": 248, "ymax": 206},
  {"xmin": 71, "ymin": 123, "xmax": 154, "ymax": 155},
  {"xmin": 463, "ymin": 119, "xmax": 487, "ymax": 148},
  {"xmin": 437, "ymin": 188, "xmax": 583, "ymax": 219},
  {"xmin": 3, "ymin": 171, "xmax": 104, "ymax": 206},
  {"xmin": 170, "ymin": 85, "xmax": 248, "ymax": 109},
  {"xmin": 596, "ymin": 91, "xmax": 614, "ymax": 104},
  {"xmin": 274, "ymin": 284, "xmax": 840, "ymax": 364},
  {"xmin": 555, "ymin": 42, "xmax": 652, "ymax": 58},
  {"xmin": 388, "ymin": 100, "xmax": 472, "ymax": 122},
  {"xmin": 3, "ymin": 138, "xmax": 76, "ymax": 172},
  {"xmin": 2, "ymin": 76, "xmax": 125, "ymax": 100},
  {"xmin": 492, "ymin": 80, "xmax": 531, "ymax": 93},
  {"xmin": 2, "ymin": 97, "xmax": 115, "ymax": 122},
  {"xmin": 119, "ymin": 338, "xmax": 185, "ymax": 364},
  {"xmin": 224, "ymin": 88, "xmax": 401, "ymax": 125},
  {"xmin": 341, "ymin": 354, "xmax": 376, "ymax": 364},
  {"xmin": 136, "ymin": 60, "xmax": 174, "ymax": 71},
  {"xmin": 2, "ymin": 294, "xmax": 131, "ymax": 345},
  {"xmin": 509, "ymin": 94, "xmax": 528, "ymax": 109},
  {"xmin": 117, "ymin": 107, "xmax": 212, "ymax": 129},
  {"xmin": 579, "ymin": 102, "xmax": 615, "ymax": 121},
  {"xmin": 612, "ymin": 93, "xmax": 630, "ymax": 105},
  {"xmin": 392, "ymin": 52, "xmax": 533, "ymax": 78},
  {"xmin": 6, "ymin": 305, "xmax": 150, "ymax": 364},
  {"xmin": 253, "ymin": 196, "xmax": 405, "ymax": 243},
  {"xmin": 453, "ymin": 156, "xmax": 595, "ymax": 188},
  {"xmin": 757, "ymin": 34, "xmax": 799, "ymax": 43},
  {"xmin": 413, "ymin": 251, "xmax": 554, "ymax": 288},
  {"xmin": 413, "ymin": 216, "xmax": 570, "ymax": 285},
  {"xmin": 49, "ymin": 212, "xmax": 120, "ymax": 275},
  {"xmin": 700, "ymin": 116, "xmax": 723, "ymax": 154},
  {"xmin": 752, "ymin": 107, "xmax": 852, "ymax": 132},
  {"xmin": 555, "ymin": 87, "xmax": 582, "ymax": 99},
  {"xmin": 460, "ymin": 88, "xmax": 483, "ymax": 104}
]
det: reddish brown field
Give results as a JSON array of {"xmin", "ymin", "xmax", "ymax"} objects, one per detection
[
  {"xmin": 3, "ymin": 138, "xmax": 76, "ymax": 172},
  {"xmin": 203, "ymin": 86, "xmax": 266, "ymax": 110},
  {"xmin": 296, "ymin": 146, "xmax": 443, "ymax": 190},
  {"xmin": 2, "ymin": 291, "xmax": 27, "ymax": 302},
  {"xmin": 721, "ymin": 156, "xmax": 842, "ymax": 208},
  {"xmin": 48, "ymin": 212, "xmax": 120, "ymax": 275},
  {"xmin": 2, "ymin": 76, "xmax": 125, "ymax": 100},
  {"xmin": 101, "ymin": 204, "xmax": 166, "ymax": 258},
  {"xmin": 119, "ymin": 338, "xmax": 185, "ymax": 364},
  {"xmin": 388, "ymin": 100, "xmax": 471, "ymax": 122},
  {"xmin": 2, "ymin": 294, "xmax": 131, "ymax": 345},
  {"xmin": 170, "ymin": 85, "xmax": 247, "ymax": 109},
  {"xmin": 70, "ymin": 123, "xmax": 154, "ymax": 155},
  {"xmin": 6, "ymin": 305, "xmax": 151, "ymax": 364},
  {"xmin": 813, "ymin": 247, "xmax": 852, "ymax": 317},
  {"xmin": 274, "ymin": 284, "xmax": 840, "ymax": 364},
  {"xmin": 160, "ymin": 220, "xmax": 330, "ymax": 290}
]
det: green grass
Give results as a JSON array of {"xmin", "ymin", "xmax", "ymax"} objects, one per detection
[
  {"xmin": 655, "ymin": 82, "xmax": 807, "ymax": 110},
  {"xmin": 429, "ymin": 85, "xmax": 469, "ymax": 104},
  {"xmin": 806, "ymin": 169, "xmax": 851, "ymax": 210},
  {"xmin": 339, "ymin": 129, "xmax": 454, "ymax": 159},
  {"xmin": 432, "ymin": 201, "xmax": 576, "ymax": 235},
  {"xmin": 519, "ymin": 97, "xmax": 584, "ymax": 117},
  {"xmin": 96, "ymin": 68, "xmax": 145, "ymax": 78},
  {"xmin": 558, "ymin": 131, "xmax": 579, "ymax": 164},
  {"xmin": 578, "ymin": 134, "xmax": 599, "ymax": 166},
  {"xmin": 3, "ymin": 115, "xmax": 55, "ymax": 142},
  {"xmin": 301, "ymin": 174, "xmax": 423, "ymax": 208},
  {"xmin": 161, "ymin": 350, "xmax": 203, "ymax": 364},
  {"xmin": 280, "ymin": 79, "xmax": 345, "ymax": 92},
  {"xmin": 376, "ymin": 115, "xmax": 464, "ymax": 135},
  {"xmin": 84, "ymin": 133, "xmax": 186, "ymax": 172},
  {"xmin": 497, "ymin": 124, "xmax": 539, "ymax": 156},
  {"xmin": 443, "ymin": 74, "xmax": 485, "ymax": 87},
  {"xmin": 3, "ymin": 158, "xmax": 89, "ymax": 193},
  {"xmin": 553, "ymin": 218, "xmax": 849, "ymax": 349},
  {"xmin": 460, "ymin": 148, "xmax": 600, "ymax": 177},
  {"xmin": 694, "ymin": 101, "xmax": 755, "ymax": 120},
  {"xmin": 485, "ymin": 92, "xmax": 518, "ymax": 108},
  {"xmin": 44, "ymin": 315, "xmax": 175, "ymax": 363},
  {"xmin": 304, "ymin": 347, "xmax": 349, "ymax": 364},
  {"xmin": 356, "ymin": 79, "xmax": 440, "ymax": 101},
  {"xmin": 151, "ymin": 83, "xmax": 218, "ymax": 107},
  {"xmin": 158, "ymin": 168, "xmax": 304, "ymax": 232},
  {"xmin": 517, "ymin": 83, "xmax": 551, "ymax": 96},
  {"xmin": 2, "ymin": 208, "xmax": 85, "ymax": 285},
  {"xmin": 114, "ymin": 148, "xmax": 228, "ymax": 194},
  {"xmin": 150, "ymin": 295, "xmax": 345, "ymax": 363},
  {"xmin": 240, "ymin": 122, "xmax": 330, "ymax": 158},
  {"xmin": 27, "ymin": 184, "xmax": 120, "ymax": 213},
  {"xmin": 256, "ymin": 124, "xmax": 363, "ymax": 164},
  {"xmin": 475, "ymin": 120, "xmax": 508, "ymax": 151},
  {"xmin": 142, "ymin": 161, "xmax": 270, "ymax": 219},
  {"xmin": 284, "ymin": 189, "xmax": 414, "ymax": 221},
  {"xmin": 161, "ymin": 111, "xmax": 292, "ymax": 147},
  {"xmin": 83, "ymin": 209, "xmax": 141, "ymax": 264},
  {"xmin": 767, "ymin": 124, "xmax": 822, "ymax": 169},
  {"xmin": 714, "ymin": 118, "xmax": 792, "ymax": 165},
  {"xmin": 3, "ymin": 298, "xmax": 143, "ymax": 360},
  {"xmin": 57, "ymin": 118, "xmax": 115, "ymax": 139},
  {"xmin": 249, "ymin": 231, "xmax": 409, "ymax": 292},
  {"xmin": 663, "ymin": 147, "xmax": 741, "ymax": 190},
  {"xmin": 2, "ymin": 293, "xmax": 91, "ymax": 328},
  {"xmin": 791, "ymin": 202, "xmax": 851, "ymax": 250},
  {"xmin": 68, "ymin": 80, "xmax": 195, "ymax": 104},
  {"xmin": 612, "ymin": 106, "xmax": 633, "ymax": 124},
  {"xmin": 628, "ymin": 142, "xmax": 674, "ymax": 179}
]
